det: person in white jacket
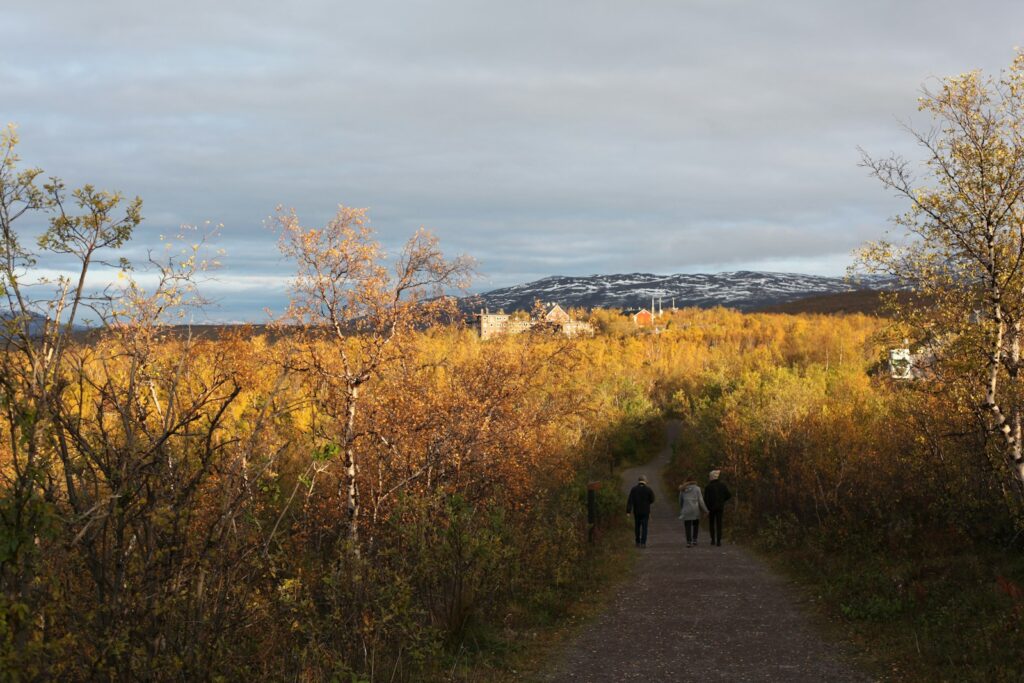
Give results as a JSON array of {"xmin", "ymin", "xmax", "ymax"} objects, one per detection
[{"xmin": 678, "ymin": 480, "xmax": 709, "ymax": 547}]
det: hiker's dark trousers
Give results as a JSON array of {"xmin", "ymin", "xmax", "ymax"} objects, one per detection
[
  {"xmin": 708, "ymin": 510, "xmax": 724, "ymax": 545},
  {"xmin": 634, "ymin": 513, "xmax": 650, "ymax": 545},
  {"xmin": 684, "ymin": 519, "xmax": 700, "ymax": 544}
]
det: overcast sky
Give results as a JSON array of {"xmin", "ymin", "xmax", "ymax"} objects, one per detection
[{"xmin": 4, "ymin": 0, "xmax": 1024, "ymax": 320}]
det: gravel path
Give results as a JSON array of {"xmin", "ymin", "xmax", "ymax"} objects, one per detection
[{"xmin": 542, "ymin": 422, "xmax": 871, "ymax": 682}]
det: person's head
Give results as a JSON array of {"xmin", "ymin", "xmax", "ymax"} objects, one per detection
[
  {"xmin": 709, "ymin": 469, "xmax": 721, "ymax": 481},
  {"xmin": 638, "ymin": 475, "xmax": 648, "ymax": 485}
]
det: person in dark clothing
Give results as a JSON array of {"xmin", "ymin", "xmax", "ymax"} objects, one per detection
[
  {"xmin": 626, "ymin": 475, "xmax": 655, "ymax": 548},
  {"xmin": 703, "ymin": 469, "xmax": 731, "ymax": 546}
]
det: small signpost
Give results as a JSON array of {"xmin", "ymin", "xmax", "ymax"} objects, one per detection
[{"xmin": 889, "ymin": 347, "xmax": 913, "ymax": 380}]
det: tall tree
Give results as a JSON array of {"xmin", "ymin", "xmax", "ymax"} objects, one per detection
[
  {"xmin": 276, "ymin": 205, "xmax": 472, "ymax": 546},
  {"xmin": 859, "ymin": 53, "xmax": 1024, "ymax": 500},
  {"xmin": 0, "ymin": 123, "xmax": 145, "ymax": 671},
  {"xmin": 0, "ymin": 125, "xmax": 269, "ymax": 678}
]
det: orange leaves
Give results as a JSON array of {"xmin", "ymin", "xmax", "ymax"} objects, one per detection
[
  {"xmin": 274, "ymin": 204, "xmax": 385, "ymax": 331},
  {"xmin": 273, "ymin": 205, "xmax": 473, "ymax": 338}
]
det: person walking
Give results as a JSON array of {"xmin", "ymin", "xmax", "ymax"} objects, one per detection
[
  {"xmin": 626, "ymin": 475, "xmax": 655, "ymax": 548},
  {"xmin": 704, "ymin": 469, "xmax": 732, "ymax": 547},
  {"xmin": 677, "ymin": 480, "xmax": 708, "ymax": 547}
]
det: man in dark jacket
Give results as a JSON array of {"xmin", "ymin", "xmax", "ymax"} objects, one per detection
[
  {"xmin": 703, "ymin": 469, "xmax": 731, "ymax": 546},
  {"xmin": 626, "ymin": 475, "xmax": 655, "ymax": 548}
]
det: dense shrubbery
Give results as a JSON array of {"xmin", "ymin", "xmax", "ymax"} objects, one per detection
[
  {"xmin": 4, "ymin": 120, "xmax": 1024, "ymax": 681},
  {"xmin": 660, "ymin": 308, "xmax": 1024, "ymax": 681},
  {"xmin": 0, "ymin": 130, "xmax": 670, "ymax": 680},
  {"xmin": 3, "ymin": 265, "xmax": 1021, "ymax": 680},
  {"xmin": 0, "ymin": 318, "xmax": 675, "ymax": 680}
]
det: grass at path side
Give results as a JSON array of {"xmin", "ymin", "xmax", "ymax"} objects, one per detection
[{"xmin": 453, "ymin": 419, "xmax": 669, "ymax": 681}]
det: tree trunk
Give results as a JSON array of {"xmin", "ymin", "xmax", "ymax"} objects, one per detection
[{"xmin": 345, "ymin": 384, "xmax": 360, "ymax": 547}]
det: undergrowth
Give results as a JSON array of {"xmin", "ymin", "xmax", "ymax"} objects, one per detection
[{"xmin": 745, "ymin": 520, "xmax": 1024, "ymax": 682}]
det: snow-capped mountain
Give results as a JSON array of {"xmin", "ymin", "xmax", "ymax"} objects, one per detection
[{"xmin": 466, "ymin": 271, "xmax": 889, "ymax": 312}]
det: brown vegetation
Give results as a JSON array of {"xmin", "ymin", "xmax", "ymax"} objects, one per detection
[
  {"xmin": 755, "ymin": 289, "xmax": 906, "ymax": 316},
  {"xmin": 5, "ymin": 64, "xmax": 1024, "ymax": 678},
  {"xmin": 0, "ymin": 130, "xmax": 664, "ymax": 680}
]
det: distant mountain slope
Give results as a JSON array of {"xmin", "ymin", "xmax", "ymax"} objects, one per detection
[
  {"xmin": 754, "ymin": 290, "xmax": 889, "ymax": 315},
  {"xmin": 467, "ymin": 271, "xmax": 890, "ymax": 312}
]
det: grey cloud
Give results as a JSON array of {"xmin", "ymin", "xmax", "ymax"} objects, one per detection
[{"xmin": 4, "ymin": 0, "xmax": 1023, "ymax": 319}]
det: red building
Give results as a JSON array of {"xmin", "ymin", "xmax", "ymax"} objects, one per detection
[{"xmin": 633, "ymin": 309, "xmax": 654, "ymax": 327}]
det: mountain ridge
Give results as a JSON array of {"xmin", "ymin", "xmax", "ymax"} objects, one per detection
[{"xmin": 465, "ymin": 271, "xmax": 891, "ymax": 312}]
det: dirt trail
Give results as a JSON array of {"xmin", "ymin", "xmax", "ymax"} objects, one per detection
[{"xmin": 542, "ymin": 421, "xmax": 870, "ymax": 682}]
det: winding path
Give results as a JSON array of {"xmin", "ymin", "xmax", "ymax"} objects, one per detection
[{"xmin": 543, "ymin": 421, "xmax": 870, "ymax": 682}]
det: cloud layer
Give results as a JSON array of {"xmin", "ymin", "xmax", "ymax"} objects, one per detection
[{"xmin": 4, "ymin": 0, "xmax": 1022, "ymax": 320}]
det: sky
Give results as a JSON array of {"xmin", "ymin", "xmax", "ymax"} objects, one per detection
[{"xmin": 4, "ymin": 0, "xmax": 1024, "ymax": 321}]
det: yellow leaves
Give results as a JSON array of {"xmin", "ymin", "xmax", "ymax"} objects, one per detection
[{"xmin": 1, "ymin": 122, "xmax": 21, "ymax": 170}]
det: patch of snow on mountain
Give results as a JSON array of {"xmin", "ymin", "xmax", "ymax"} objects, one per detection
[{"xmin": 465, "ymin": 271, "xmax": 893, "ymax": 313}]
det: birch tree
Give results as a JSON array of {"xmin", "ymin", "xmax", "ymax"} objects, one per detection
[
  {"xmin": 276, "ymin": 205, "xmax": 472, "ymax": 547},
  {"xmin": 0, "ymin": 126, "xmax": 275, "ymax": 678},
  {"xmin": 859, "ymin": 53, "xmax": 1024, "ymax": 498}
]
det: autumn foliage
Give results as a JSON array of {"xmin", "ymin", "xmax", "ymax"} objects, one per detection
[
  {"xmin": 0, "ymin": 129, "xmax": 667, "ymax": 679},
  {"xmin": 3, "ymin": 112, "xmax": 1024, "ymax": 680}
]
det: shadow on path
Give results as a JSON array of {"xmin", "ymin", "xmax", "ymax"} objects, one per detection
[{"xmin": 542, "ymin": 421, "xmax": 870, "ymax": 682}]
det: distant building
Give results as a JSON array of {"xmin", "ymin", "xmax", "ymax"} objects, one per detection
[
  {"xmin": 545, "ymin": 304, "xmax": 572, "ymax": 324},
  {"xmin": 476, "ymin": 311, "xmax": 531, "ymax": 339},
  {"xmin": 631, "ymin": 297, "xmax": 669, "ymax": 328},
  {"xmin": 474, "ymin": 303, "xmax": 593, "ymax": 339},
  {"xmin": 633, "ymin": 309, "xmax": 654, "ymax": 327}
]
